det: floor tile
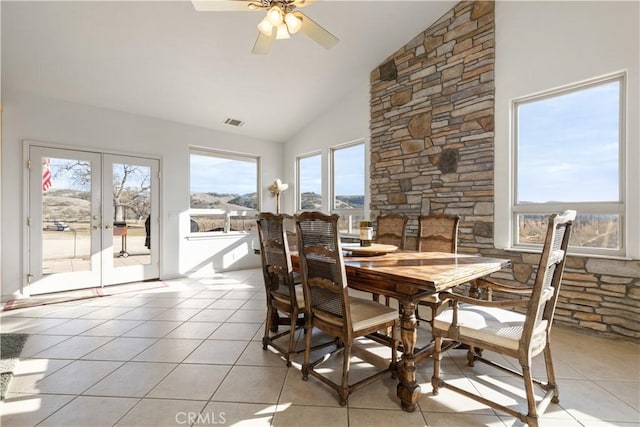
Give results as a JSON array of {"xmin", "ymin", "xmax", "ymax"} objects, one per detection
[
  {"xmin": 5, "ymin": 358, "xmax": 74, "ymax": 395},
  {"xmin": 164, "ymin": 321, "xmax": 221, "ymax": 339},
  {"xmin": 226, "ymin": 309, "xmax": 267, "ymax": 323},
  {"xmin": 132, "ymin": 338, "xmax": 203, "ymax": 363},
  {"xmin": 27, "ymin": 360, "xmax": 123, "ymax": 394},
  {"xmin": 38, "ymin": 318, "xmax": 107, "ymax": 335},
  {"xmin": 208, "ymin": 322, "xmax": 262, "ymax": 340},
  {"xmin": 79, "ymin": 319, "xmax": 144, "ymax": 337},
  {"xmin": 151, "ymin": 308, "xmax": 202, "ymax": 321},
  {"xmin": 38, "ymin": 396, "xmax": 139, "ymax": 427},
  {"xmin": 83, "ymin": 361, "xmax": 177, "ymax": 398},
  {"xmin": 422, "ymin": 412, "xmax": 505, "ymax": 426},
  {"xmin": 147, "ymin": 364, "xmax": 231, "ymax": 400},
  {"xmin": 202, "ymin": 401, "xmax": 276, "ymax": 426},
  {"xmin": 122, "ymin": 320, "xmax": 182, "ymax": 338},
  {"xmin": 82, "ymin": 337, "xmax": 157, "ymax": 361},
  {"xmin": 272, "ymin": 404, "xmax": 348, "ymax": 427},
  {"xmin": 184, "ymin": 339, "xmax": 248, "ymax": 365},
  {"xmin": 173, "ymin": 298, "xmax": 216, "ymax": 309},
  {"xmin": 18, "ymin": 334, "xmax": 72, "ymax": 358},
  {"xmin": 115, "ymin": 398, "xmax": 206, "ymax": 427},
  {"xmin": 33, "ymin": 335, "xmax": 114, "ymax": 359},
  {"xmin": 237, "ymin": 341, "xmax": 293, "ymax": 367},
  {"xmin": 212, "ymin": 365, "xmax": 288, "ymax": 404},
  {"xmin": 0, "ymin": 393, "xmax": 75, "ymax": 426},
  {"xmin": 349, "ymin": 407, "xmax": 427, "ymax": 427},
  {"xmin": 189, "ymin": 308, "xmax": 236, "ymax": 323}
]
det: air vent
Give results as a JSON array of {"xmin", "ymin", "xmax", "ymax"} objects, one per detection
[{"xmin": 224, "ymin": 118, "xmax": 245, "ymax": 127}]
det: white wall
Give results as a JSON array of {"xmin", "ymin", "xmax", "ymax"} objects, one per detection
[
  {"xmin": 282, "ymin": 78, "xmax": 371, "ymax": 215},
  {"xmin": 1, "ymin": 90, "xmax": 283, "ymax": 300},
  {"xmin": 494, "ymin": 1, "xmax": 640, "ymax": 258}
]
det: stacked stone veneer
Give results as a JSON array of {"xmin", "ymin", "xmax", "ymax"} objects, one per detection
[{"xmin": 369, "ymin": 1, "xmax": 640, "ymax": 341}]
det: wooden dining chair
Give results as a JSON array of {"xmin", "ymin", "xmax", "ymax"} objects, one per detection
[
  {"xmin": 295, "ymin": 211, "xmax": 399, "ymax": 406},
  {"xmin": 416, "ymin": 214, "xmax": 461, "ymax": 327},
  {"xmin": 431, "ymin": 210, "xmax": 576, "ymax": 427},
  {"xmin": 375, "ymin": 213, "xmax": 408, "ymax": 249},
  {"xmin": 256, "ymin": 212, "xmax": 305, "ymax": 366}
]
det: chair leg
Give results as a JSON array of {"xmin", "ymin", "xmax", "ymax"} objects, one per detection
[
  {"xmin": 286, "ymin": 310, "xmax": 297, "ymax": 367},
  {"xmin": 263, "ymin": 306, "xmax": 274, "ymax": 350},
  {"xmin": 339, "ymin": 343, "xmax": 352, "ymax": 406},
  {"xmin": 467, "ymin": 346, "xmax": 476, "ymax": 367},
  {"xmin": 390, "ymin": 322, "xmax": 398, "ymax": 379},
  {"xmin": 522, "ymin": 365, "xmax": 539, "ymax": 426},
  {"xmin": 543, "ymin": 342, "xmax": 560, "ymax": 403},
  {"xmin": 431, "ymin": 336, "xmax": 442, "ymax": 395},
  {"xmin": 301, "ymin": 316, "xmax": 313, "ymax": 381}
]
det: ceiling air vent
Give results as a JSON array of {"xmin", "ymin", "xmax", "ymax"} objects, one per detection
[{"xmin": 224, "ymin": 118, "xmax": 245, "ymax": 127}]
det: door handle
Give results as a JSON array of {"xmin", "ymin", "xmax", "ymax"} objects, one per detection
[
  {"xmin": 92, "ymin": 225, "xmax": 99, "ymax": 230},
  {"xmin": 105, "ymin": 225, "xmax": 112, "ymax": 230}
]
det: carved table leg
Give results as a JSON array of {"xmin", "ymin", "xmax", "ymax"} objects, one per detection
[{"xmin": 396, "ymin": 301, "xmax": 421, "ymax": 412}]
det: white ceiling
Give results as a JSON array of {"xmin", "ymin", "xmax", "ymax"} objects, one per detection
[{"xmin": 2, "ymin": 1, "xmax": 456, "ymax": 142}]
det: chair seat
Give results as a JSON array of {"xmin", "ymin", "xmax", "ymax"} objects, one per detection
[
  {"xmin": 315, "ymin": 296, "xmax": 398, "ymax": 333},
  {"xmin": 433, "ymin": 304, "xmax": 547, "ymax": 350}
]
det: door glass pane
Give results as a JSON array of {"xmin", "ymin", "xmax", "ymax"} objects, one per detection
[
  {"xmin": 42, "ymin": 157, "xmax": 92, "ymax": 274},
  {"xmin": 112, "ymin": 163, "xmax": 152, "ymax": 266}
]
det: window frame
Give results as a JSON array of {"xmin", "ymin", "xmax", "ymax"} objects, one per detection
[
  {"xmin": 330, "ymin": 140, "xmax": 366, "ymax": 235},
  {"xmin": 296, "ymin": 151, "xmax": 322, "ymax": 212},
  {"xmin": 188, "ymin": 147, "xmax": 261, "ymax": 235},
  {"xmin": 511, "ymin": 73, "xmax": 626, "ymax": 257}
]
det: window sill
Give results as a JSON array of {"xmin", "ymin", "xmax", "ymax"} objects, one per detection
[
  {"xmin": 500, "ymin": 245, "xmax": 634, "ymax": 261},
  {"xmin": 186, "ymin": 231, "xmax": 255, "ymax": 241}
]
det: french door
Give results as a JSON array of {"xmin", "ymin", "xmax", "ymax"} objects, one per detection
[{"xmin": 27, "ymin": 145, "xmax": 159, "ymax": 295}]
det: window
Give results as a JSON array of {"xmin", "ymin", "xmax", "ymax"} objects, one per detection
[
  {"xmin": 297, "ymin": 153, "xmax": 322, "ymax": 211},
  {"xmin": 513, "ymin": 74, "xmax": 624, "ymax": 256},
  {"xmin": 331, "ymin": 142, "xmax": 365, "ymax": 234},
  {"xmin": 189, "ymin": 149, "xmax": 259, "ymax": 233}
]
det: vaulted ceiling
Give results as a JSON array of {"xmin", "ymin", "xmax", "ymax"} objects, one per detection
[{"xmin": 2, "ymin": 1, "xmax": 456, "ymax": 142}]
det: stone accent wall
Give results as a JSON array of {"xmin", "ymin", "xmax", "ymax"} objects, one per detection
[{"xmin": 369, "ymin": 0, "xmax": 640, "ymax": 341}]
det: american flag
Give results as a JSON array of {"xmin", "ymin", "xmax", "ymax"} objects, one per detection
[{"xmin": 42, "ymin": 158, "xmax": 52, "ymax": 192}]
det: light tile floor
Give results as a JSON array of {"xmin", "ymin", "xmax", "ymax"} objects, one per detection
[{"xmin": 1, "ymin": 268, "xmax": 638, "ymax": 427}]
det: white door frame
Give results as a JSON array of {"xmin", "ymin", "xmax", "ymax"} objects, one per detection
[{"xmin": 23, "ymin": 141, "xmax": 161, "ymax": 296}]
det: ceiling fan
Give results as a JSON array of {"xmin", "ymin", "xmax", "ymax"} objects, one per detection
[{"xmin": 192, "ymin": 0, "xmax": 339, "ymax": 54}]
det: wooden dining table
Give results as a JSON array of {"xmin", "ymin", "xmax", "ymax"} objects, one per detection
[{"xmin": 292, "ymin": 248, "xmax": 510, "ymax": 412}]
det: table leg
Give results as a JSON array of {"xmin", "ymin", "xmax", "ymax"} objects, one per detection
[{"xmin": 396, "ymin": 301, "xmax": 421, "ymax": 412}]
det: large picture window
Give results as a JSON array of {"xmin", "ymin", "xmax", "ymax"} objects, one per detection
[
  {"xmin": 297, "ymin": 153, "xmax": 322, "ymax": 211},
  {"xmin": 189, "ymin": 149, "xmax": 259, "ymax": 233},
  {"xmin": 331, "ymin": 142, "xmax": 365, "ymax": 234},
  {"xmin": 513, "ymin": 74, "xmax": 625, "ymax": 256}
]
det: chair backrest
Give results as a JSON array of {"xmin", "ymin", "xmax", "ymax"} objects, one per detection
[
  {"xmin": 521, "ymin": 210, "xmax": 576, "ymax": 351},
  {"xmin": 256, "ymin": 212, "xmax": 297, "ymax": 307},
  {"xmin": 295, "ymin": 212, "xmax": 352, "ymax": 336},
  {"xmin": 418, "ymin": 214, "xmax": 460, "ymax": 253},
  {"xmin": 375, "ymin": 214, "xmax": 408, "ymax": 249}
]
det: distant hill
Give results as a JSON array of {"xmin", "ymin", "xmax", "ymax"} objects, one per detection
[
  {"xmin": 190, "ymin": 192, "xmax": 257, "ymax": 210},
  {"xmin": 42, "ymin": 189, "xmax": 91, "ymax": 222},
  {"xmin": 192, "ymin": 191, "xmax": 362, "ymax": 211},
  {"xmin": 301, "ymin": 192, "xmax": 363, "ymax": 210}
]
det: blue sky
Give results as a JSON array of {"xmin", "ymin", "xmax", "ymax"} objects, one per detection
[{"xmin": 517, "ymin": 80, "xmax": 620, "ymax": 203}]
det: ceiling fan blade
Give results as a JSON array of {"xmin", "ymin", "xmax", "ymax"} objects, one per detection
[
  {"xmin": 252, "ymin": 30, "xmax": 275, "ymax": 55},
  {"xmin": 192, "ymin": 1, "xmax": 255, "ymax": 12},
  {"xmin": 296, "ymin": 12, "xmax": 339, "ymax": 50}
]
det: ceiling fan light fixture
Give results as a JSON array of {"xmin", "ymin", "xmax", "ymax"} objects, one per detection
[
  {"xmin": 275, "ymin": 22, "xmax": 290, "ymax": 40},
  {"xmin": 257, "ymin": 17, "xmax": 273, "ymax": 36},
  {"xmin": 284, "ymin": 12, "xmax": 302, "ymax": 34},
  {"xmin": 265, "ymin": 6, "xmax": 283, "ymax": 26}
]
